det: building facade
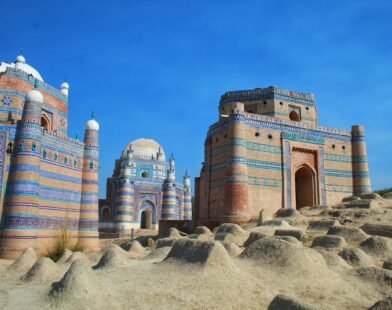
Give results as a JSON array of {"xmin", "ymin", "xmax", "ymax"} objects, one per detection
[
  {"xmin": 99, "ymin": 138, "xmax": 191, "ymax": 233},
  {"xmin": 195, "ymin": 86, "xmax": 371, "ymax": 225},
  {"xmin": 0, "ymin": 55, "xmax": 100, "ymax": 259}
]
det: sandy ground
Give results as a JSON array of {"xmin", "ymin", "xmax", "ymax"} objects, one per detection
[{"xmin": 1, "ymin": 195, "xmax": 392, "ymax": 309}]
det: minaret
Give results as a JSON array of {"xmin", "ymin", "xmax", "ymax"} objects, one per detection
[
  {"xmin": 161, "ymin": 154, "xmax": 178, "ymax": 220},
  {"xmin": 351, "ymin": 125, "xmax": 371, "ymax": 194},
  {"xmin": 223, "ymin": 103, "xmax": 250, "ymax": 223},
  {"xmin": 183, "ymin": 170, "xmax": 192, "ymax": 220},
  {"xmin": 78, "ymin": 113, "xmax": 100, "ymax": 251},
  {"xmin": 0, "ymin": 86, "xmax": 43, "ymax": 259},
  {"xmin": 114, "ymin": 177, "xmax": 134, "ymax": 234}
]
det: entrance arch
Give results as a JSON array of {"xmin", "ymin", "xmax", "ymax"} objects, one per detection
[
  {"xmin": 139, "ymin": 199, "xmax": 155, "ymax": 229},
  {"xmin": 295, "ymin": 165, "xmax": 317, "ymax": 209},
  {"xmin": 140, "ymin": 209, "xmax": 152, "ymax": 229}
]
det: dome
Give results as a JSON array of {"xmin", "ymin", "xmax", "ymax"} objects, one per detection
[
  {"xmin": 86, "ymin": 119, "xmax": 99, "ymax": 130},
  {"xmin": 122, "ymin": 138, "xmax": 166, "ymax": 161},
  {"xmin": 26, "ymin": 89, "xmax": 43, "ymax": 103},
  {"xmin": 15, "ymin": 55, "xmax": 25, "ymax": 63},
  {"xmin": 61, "ymin": 81, "xmax": 69, "ymax": 89}
]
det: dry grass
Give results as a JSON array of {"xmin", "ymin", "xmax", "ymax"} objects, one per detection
[{"xmin": 46, "ymin": 225, "xmax": 84, "ymax": 262}]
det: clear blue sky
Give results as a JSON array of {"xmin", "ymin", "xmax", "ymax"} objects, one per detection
[{"xmin": 1, "ymin": 0, "xmax": 391, "ymax": 197}]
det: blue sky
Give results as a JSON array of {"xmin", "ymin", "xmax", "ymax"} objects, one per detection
[{"xmin": 1, "ymin": 0, "xmax": 391, "ymax": 196}]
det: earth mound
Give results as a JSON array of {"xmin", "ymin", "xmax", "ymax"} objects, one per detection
[
  {"xmin": 219, "ymin": 241, "xmax": 243, "ymax": 257},
  {"xmin": 268, "ymin": 294, "xmax": 316, "ymax": 310},
  {"xmin": 355, "ymin": 267, "xmax": 392, "ymax": 287},
  {"xmin": 311, "ymin": 235, "xmax": 347, "ymax": 250},
  {"xmin": 65, "ymin": 251, "xmax": 90, "ymax": 264},
  {"xmin": 360, "ymin": 236, "xmax": 392, "ymax": 259},
  {"xmin": 338, "ymin": 248, "xmax": 374, "ymax": 268},
  {"xmin": 241, "ymin": 237, "xmax": 328, "ymax": 276},
  {"xmin": 9, "ymin": 247, "xmax": 37, "ymax": 273},
  {"xmin": 93, "ymin": 248, "xmax": 128, "ymax": 270},
  {"xmin": 307, "ymin": 220, "xmax": 340, "ymax": 231},
  {"xmin": 49, "ymin": 260, "xmax": 103, "ymax": 304},
  {"xmin": 316, "ymin": 249, "xmax": 352, "ymax": 271},
  {"xmin": 274, "ymin": 229, "xmax": 305, "ymax": 241},
  {"xmin": 368, "ymin": 296, "xmax": 392, "ymax": 310},
  {"xmin": 275, "ymin": 208, "xmax": 300, "ymax": 218},
  {"xmin": 21, "ymin": 257, "xmax": 60, "ymax": 282},
  {"xmin": 327, "ymin": 226, "xmax": 368, "ymax": 243},
  {"xmin": 162, "ymin": 239, "xmax": 237, "ymax": 272},
  {"xmin": 244, "ymin": 232, "xmax": 267, "ymax": 247},
  {"xmin": 193, "ymin": 226, "xmax": 213, "ymax": 235},
  {"xmin": 56, "ymin": 249, "xmax": 73, "ymax": 264}
]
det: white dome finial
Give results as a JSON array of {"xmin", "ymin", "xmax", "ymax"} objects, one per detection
[
  {"xmin": 15, "ymin": 50, "xmax": 26, "ymax": 70},
  {"xmin": 86, "ymin": 112, "xmax": 99, "ymax": 130},
  {"xmin": 61, "ymin": 77, "xmax": 69, "ymax": 96}
]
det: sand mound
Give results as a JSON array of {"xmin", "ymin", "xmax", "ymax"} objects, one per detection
[
  {"xmin": 93, "ymin": 248, "xmax": 128, "ymax": 270},
  {"xmin": 383, "ymin": 260, "xmax": 392, "ymax": 270},
  {"xmin": 338, "ymin": 248, "xmax": 374, "ymax": 268},
  {"xmin": 56, "ymin": 249, "xmax": 73, "ymax": 264},
  {"xmin": 356, "ymin": 267, "xmax": 392, "ymax": 287},
  {"xmin": 214, "ymin": 232, "xmax": 248, "ymax": 246},
  {"xmin": 189, "ymin": 233, "xmax": 214, "ymax": 241},
  {"xmin": 359, "ymin": 193, "xmax": 383, "ymax": 200},
  {"xmin": 241, "ymin": 237, "xmax": 328, "ymax": 276},
  {"xmin": 162, "ymin": 239, "xmax": 237, "ymax": 272},
  {"xmin": 193, "ymin": 226, "xmax": 213, "ymax": 235},
  {"xmin": 316, "ymin": 249, "xmax": 352, "ymax": 271},
  {"xmin": 50, "ymin": 260, "xmax": 102, "ymax": 303},
  {"xmin": 166, "ymin": 227, "xmax": 184, "ymax": 239},
  {"xmin": 275, "ymin": 208, "xmax": 300, "ymax": 218},
  {"xmin": 272, "ymin": 236, "xmax": 302, "ymax": 245},
  {"xmin": 274, "ymin": 229, "xmax": 305, "ymax": 241},
  {"xmin": 155, "ymin": 238, "xmax": 176, "ymax": 249},
  {"xmin": 327, "ymin": 226, "xmax": 368, "ymax": 243},
  {"xmin": 368, "ymin": 296, "xmax": 392, "ymax": 309},
  {"xmin": 127, "ymin": 240, "xmax": 145, "ymax": 253},
  {"xmin": 311, "ymin": 235, "xmax": 347, "ymax": 250},
  {"xmin": 143, "ymin": 246, "xmax": 171, "ymax": 260},
  {"xmin": 260, "ymin": 220, "xmax": 291, "ymax": 228},
  {"xmin": 66, "ymin": 251, "xmax": 90, "ymax": 264},
  {"xmin": 307, "ymin": 220, "xmax": 340, "ymax": 231},
  {"xmin": 215, "ymin": 223, "xmax": 246, "ymax": 235},
  {"xmin": 219, "ymin": 241, "xmax": 243, "ymax": 257},
  {"xmin": 21, "ymin": 257, "xmax": 60, "ymax": 282},
  {"xmin": 9, "ymin": 247, "xmax": 37, "ymax": 273},
  {"xmin": 268, "ymin": 294, "xmax": 316, "ymax": 310},
  {"xmin": 360, "ymin": 236, "xmax": 392, "ymax": 259},
  {"xmin": 244, "ymin": 232, "xmax": 267, "ymax": 247}
]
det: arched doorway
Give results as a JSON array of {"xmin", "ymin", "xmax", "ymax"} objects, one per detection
[
  {"xmin": 295, "ymin": 165, "xmax": 316, "ymax": 209},
  {"xmin": 41, "ymin": 114, "xmax": 51, "ymax": 131},
  {"xmin": 140, "ymin": 209, "xmax": 152, "ymax": 229},
  {"xmin": 289, "ymin": 110, "xmax": 300, "ymax": 122}
]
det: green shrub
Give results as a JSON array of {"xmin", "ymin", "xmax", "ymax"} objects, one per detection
[{"xmin": 46, "ymin": 225, "xmax": 84, "ymax": 262}]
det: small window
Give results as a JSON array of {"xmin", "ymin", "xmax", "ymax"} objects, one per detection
[
  {"xmin": 224, "ymin": 134, "xmax": 227, "ymax": 138},
  {"xmin": 43, "ymin": 150, "xmax": 47, "ymax": 159},
  {"xmin": 18, "ymin": 142, "xmax": 23, "ymax": 151},
  {"xmin": 141, "ymin": 171, "xmax": 148, "ymax": 178},
  {"xmin": 64, "ymin": 157, "xmax": 67, "ymax": 164},
  {"xmin": 89, "ymin": 160, "xmax": 94, "ymax": 169},
  {"xmin": 305, "ymin": 107, "xmax": 309, "ymax": 111},
  {"xmin": 216, "ymin": 138, "xmax": 219, "ymax": 142},
  {"xmin": 255, "ymin": 132, "xmax": 260, "ymax": 137},
  {"xmin": 332, "ymin": 144, "xmax": 336, "ymax": 149},
  {"xmin": 342, "ymin": 146, "xmax": 346, "ymax": 150},
  {"xmin": 268, "ymin": 134, "xmax": 273, "ymax": 140},
  {"xmin": 263, "ymin": 101, "xmax": 267, "ymax": 105},
  {"xmin": 280, "ymin": 102, "xmax": 283, "ymax": 105},
  {"xmin": 32, "ymin": 143, "xmax": 36, "ymax": 152},
  {"xmin": 74, "ymin": 159, "xmax": 77, "ymax": 167},
  {"xmin": 54, "ymin": 153, "xmax": 58, "ymax": 161}
]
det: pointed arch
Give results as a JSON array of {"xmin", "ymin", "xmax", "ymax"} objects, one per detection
[{"xmin": 294, "ymin": 164, "xmax": 317, "ymax": 209}]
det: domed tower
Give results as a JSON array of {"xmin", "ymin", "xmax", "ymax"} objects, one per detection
[
  {"xmin": 183, "ymin": 171, "xmax": 192, "ymax": 220},
  {"xmin": 0, "ymin": 87, "xmax": 43, "ymax": 259},
  {"xmin": 78, "ymin": 115, "xmax": 100, "ymax": 251},
  {"xmin": 351, "ymin": 125, "xmax": 371, "ymax": 194},
  {"xmin": 161, "ymin": 154, "xmax": 178, "ymax": 220}
]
